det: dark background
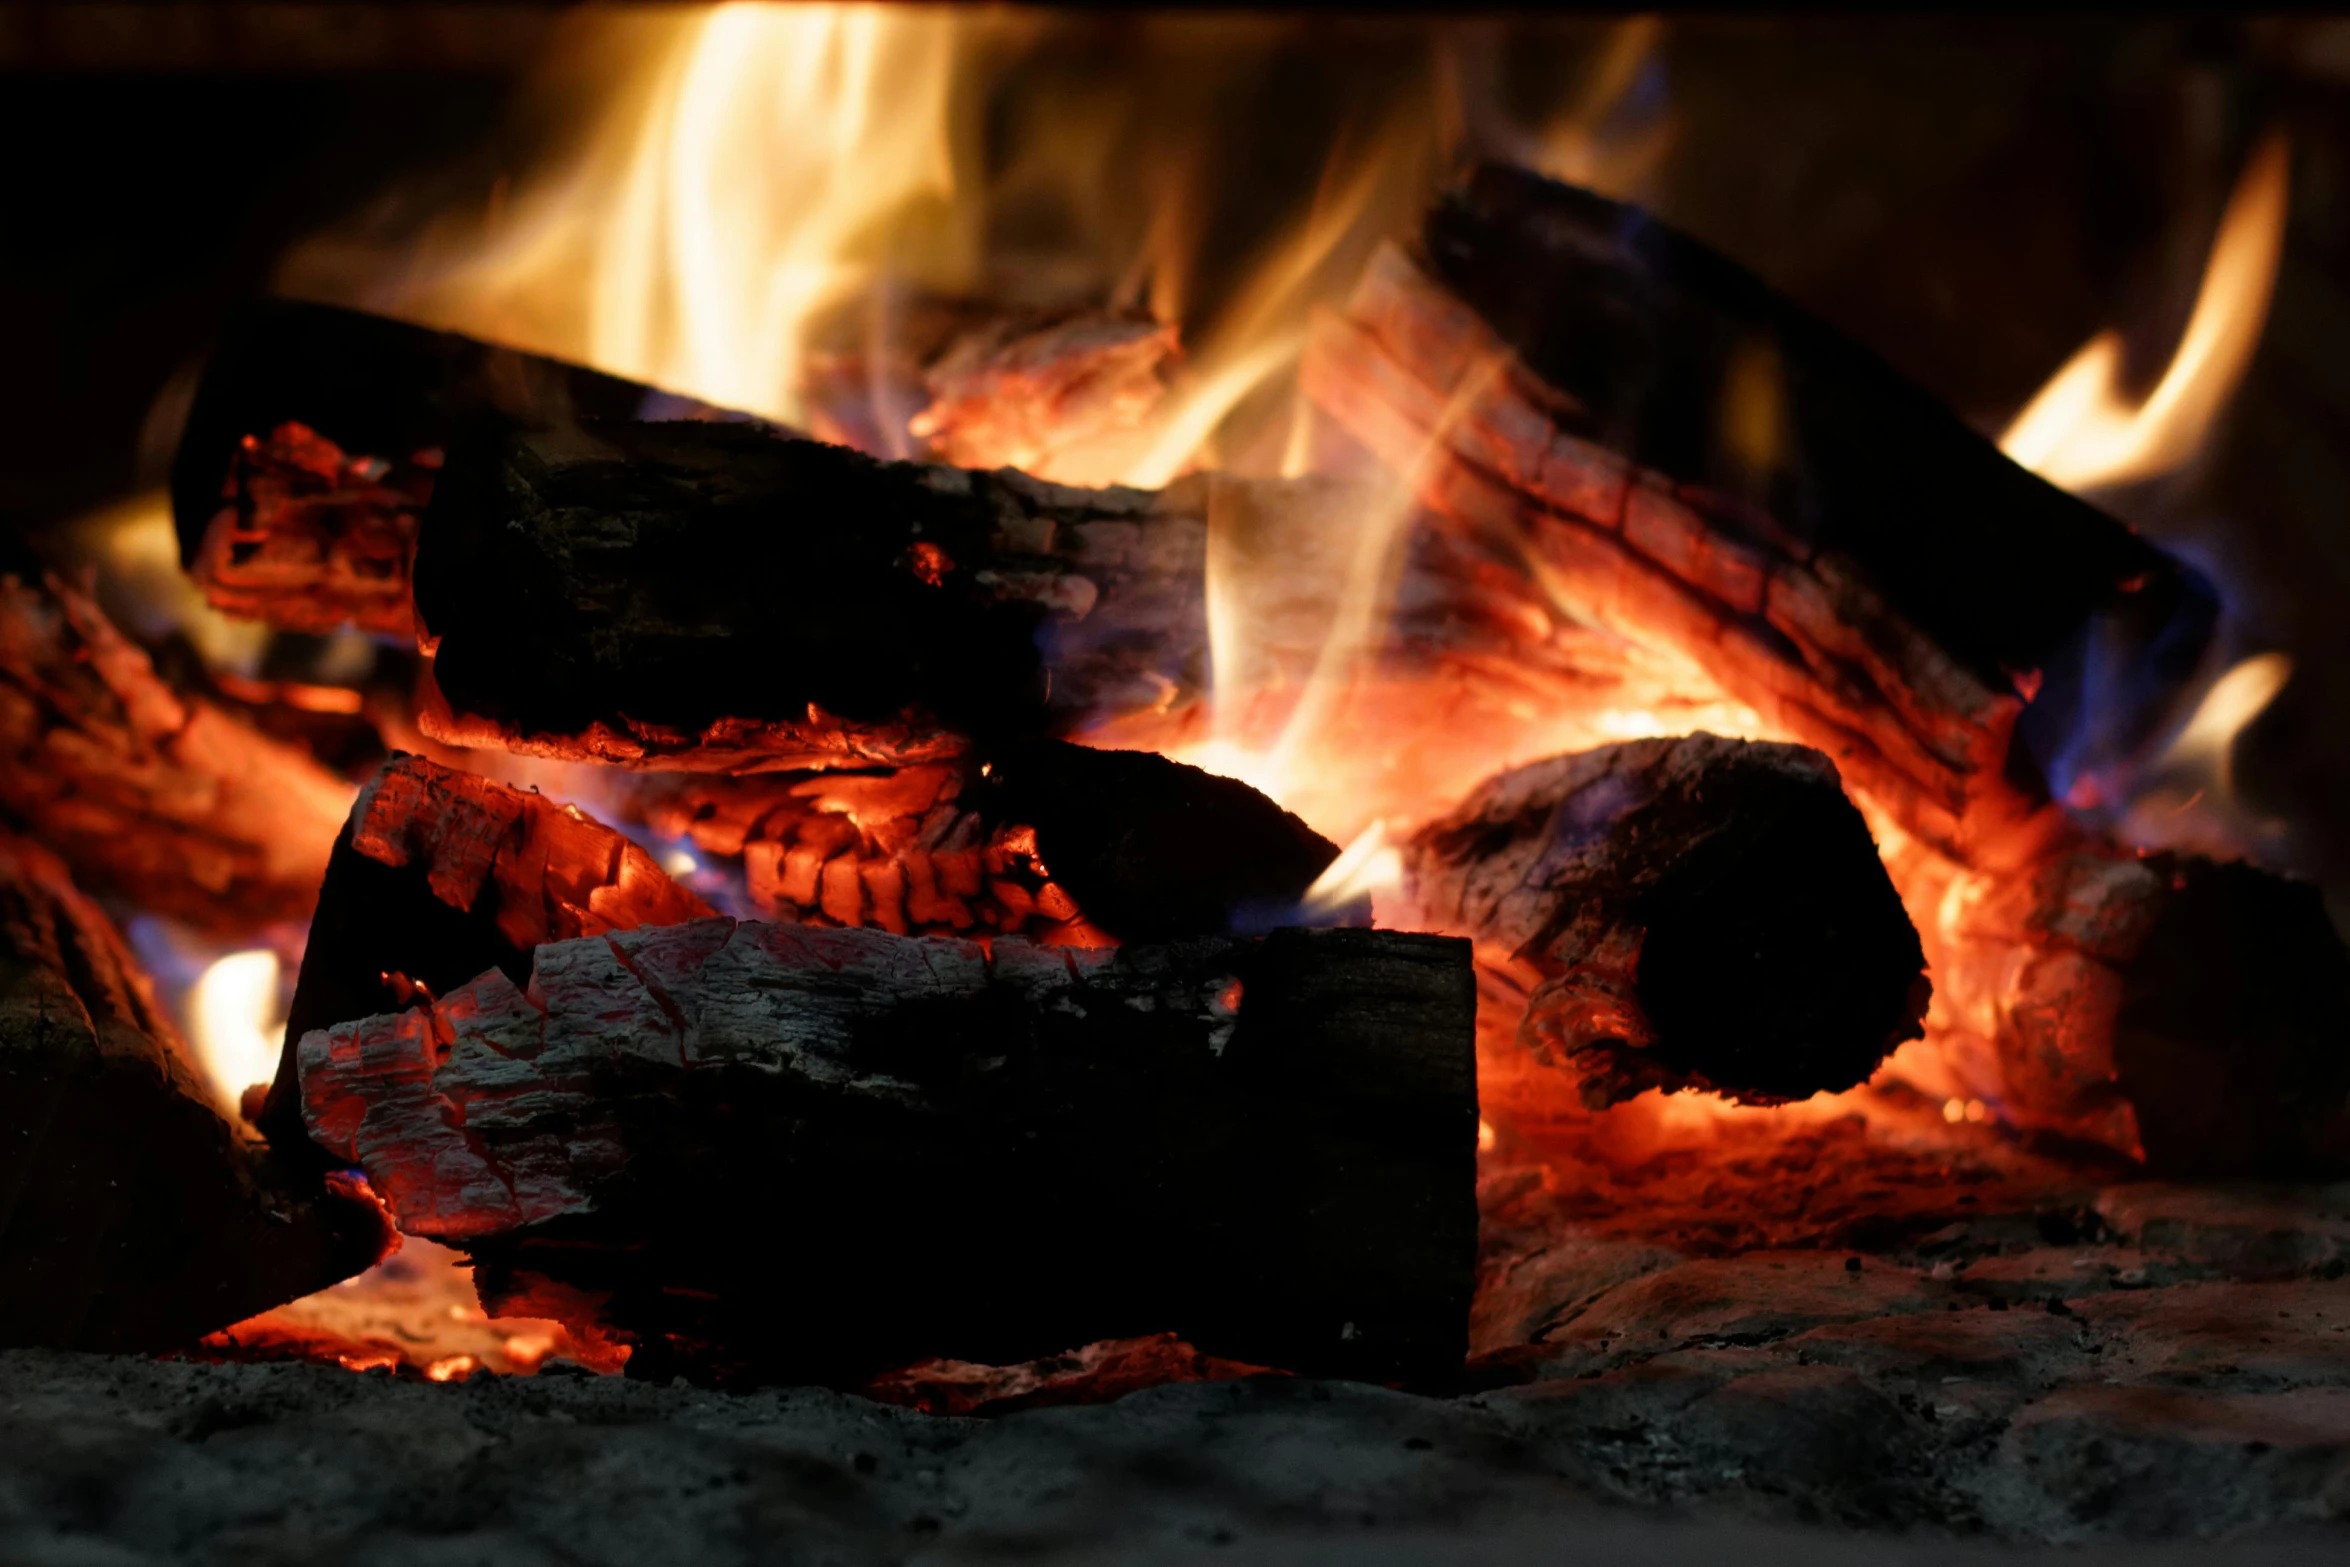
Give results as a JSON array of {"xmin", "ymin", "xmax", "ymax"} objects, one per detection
[{"xmin": 4, "ymin": 5, "xmax": 2347, "ymax": 904}]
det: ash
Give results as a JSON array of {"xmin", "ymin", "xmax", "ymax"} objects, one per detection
[{"xmin": 7, "ymin": 1184, "xmax": 2350, "ymax": 1564}]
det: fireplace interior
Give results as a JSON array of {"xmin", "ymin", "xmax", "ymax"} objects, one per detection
[{"xmin": 7, "ymin": 6, "xmax": 2350, "ymax": 1562}]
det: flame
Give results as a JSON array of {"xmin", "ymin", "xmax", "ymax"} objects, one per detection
[
  {"xmin": 1301, "ymin": 821, "xmax": 1404, "ymax": 920},
  {"xmin": 2001, "ymin": 131, "xmax": 2290, "ymax": 490},
  {"xmin": 187, "ymin": 949, "xmax": 286, "ymax": 1117},
  {"xmin": 2157, "ymin": 650, "xmax": 2291, "ymax": 802}
]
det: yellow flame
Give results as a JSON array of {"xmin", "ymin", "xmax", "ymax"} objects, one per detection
[
  {"xmin": 188, "ymin": 949, "xmax": 285, "ymax": 1118},
  {"xmin": 381, "ymin": 3, "xmax": 975, "ymax": 430},
  {"xmin": 2001, "ymin": 131, "xmax": 2290, "ymax": 490},
  {"xmin": 1535, "ymin": 14, "xmax": 1673, "ymax": 195},
  {"xmin": 2159, "ymin": 651, "xmax": 2291, "ymax": 801},
  {"xmin": 1301, "ymin": 821, "xmax": 1404, "ymax": 919}
]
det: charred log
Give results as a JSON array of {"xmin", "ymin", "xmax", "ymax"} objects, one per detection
[
  {"xmin": 0, "ymin": 571, "xmax": 353, "ymax": 930},
  {"xmin": 1407, "ymin": 734, "xmax": 1928, "ymax": 1106},
  {"xmin": 170, "ymin": 298, "xmax": 729, "ymax": 569},
  {"xmin": 298, "ymin": 920, "xmax": 1477, "ymax": 1388},
  {"xmin": 255, "ymin": 753, "xmax": 713, "ymax": 1149},
  {"xmin": 0, "ymin": 832, "xmax": 389, "ymax": 1351},
  {"xmin": 410, "ymin": 418, "xmax": 1208, "ymax": 768}
]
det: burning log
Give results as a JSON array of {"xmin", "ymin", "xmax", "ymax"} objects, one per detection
[
  {"xmin": 411, "ymin": 418, "xmax": 1207, "ymax": 768},
  {"xmin": 261, "ymin": 742, "xmax": 1352, "ymax": 1148},
  {"xmin": 1407, "ymin": 734, "xmax": 1929, "ymax": 1106},
  {"xmin": 0, "ymin": 832, "xmax": 389, "ymax": 1351},
  {"xmin": 1299, "ymin": 166, "xmax": 2217, "ymax": 857},
  {"xmin": 0, "ymin": 571, "xmax": 352, "ymax": 930},
  {"xmin": 299, "ymin": 920, "xmax": 1478, "ymax": 1387},
  {"xmin": 253, "ymin": 753, "xmax": 714, "ymax": 1148}
]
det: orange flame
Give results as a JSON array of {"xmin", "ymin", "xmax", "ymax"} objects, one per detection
[{"xmin": 2001, "ymin": 130, "xmax": 2290, "ymax": 490}]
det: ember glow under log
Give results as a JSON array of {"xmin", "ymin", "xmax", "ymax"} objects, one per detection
[
  {"xmin": 0, "ymin": 833, "xmax": 389, "ymax": 1351},
  {"xmin": 1408, "ymin": 735, "xmax": 1929, "ymax": 1106},
  {"xmin": 299, "ymin": 920, "xmax": 1477, "ymax": 1388}
]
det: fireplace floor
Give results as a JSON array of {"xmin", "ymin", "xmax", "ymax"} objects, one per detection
[{"xmin": 4, "ymin": 1180, "xmax": 2347, "ymax": 1562}]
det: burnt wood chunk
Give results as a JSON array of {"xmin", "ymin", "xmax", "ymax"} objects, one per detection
[
  {"xmin": 256, "ymin": 753, "xmax": 712, "ymax": 1150},
  {"xmin": 0, "ymin": 833, "xmax": 389, "ymax": 1351},
  {"xmin": 412, "ymin": 420, "xmax": 1208, "ymax": 768},
  {"xmin": 298, "ymin": 921, "xmax": 1477, "ymax": 1388},
  {"xmin": 1408, "ymin": 734, "xmax": 1928, "ymax": 1106},
  {"xmin": 0, "ymin": 571, "xmax": 353, "ymax": 931},
  {"xmin": 981, "ymin": 739, "xmax": 1355, "ymax": 940}
]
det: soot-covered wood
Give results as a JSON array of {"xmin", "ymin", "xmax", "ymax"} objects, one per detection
[
  {"xmin": 413, "ymin": 420, "xmax": 1206, "ymax": 768},
  {"xmin": 255, "ymin": 753, "xmax": 712, "ymax": 1150},
  {"xmin": 1408, "ymin": 734, "xmax": 1928, "ymax": 1106},
  {"xmin": 299, "ymin": 920, "xmax": 1477, "ymax": 1388},
  {"xmin": 0, "ymin": 833, "xmax": 389, "ymax": 1351}
]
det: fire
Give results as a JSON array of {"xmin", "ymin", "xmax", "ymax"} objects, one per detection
[
  {"xmin": 186, "ymin": 949, "xmax": 286, "ymax": 1118},
  {"xmin": 2158, "ymin": 650, "xmax": 2291, "ymax": 802},
  {"xmin": 2000, "ymin": 130, "xmax": 2289, "ymax": 490}
]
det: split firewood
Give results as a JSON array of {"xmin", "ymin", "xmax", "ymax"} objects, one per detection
[
  {"xmin": 410, "ymin": 418, "xmax": 1212, "ymax": 768},
  {"xmin": 1299, "ymin": 165, "xmax": 2214, "ymax": 859},
  {"xmin": 253, "ymin": 752, "xmax": 714, "ymax": 1150},
  {"xmin": 0, "ymin": 832, "xmax": 390, "ymax": 1352},
  {"xmin": 299, "ymin": 920, "xmax": 1478, "ymax": 1388},
  {"xmin": 0, "ymin": 571, "xmax": 353, "ymax": 930},
  {"xmin": 1407, "ymin": 734, "xmax": 1929, "ymax": 1107}
]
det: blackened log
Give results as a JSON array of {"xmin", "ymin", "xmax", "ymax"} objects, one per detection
[
  {"xmin": 1407, "ymin": 734, "xmax": 1928, "ymax": 1106},
  {"xmin": 0, "ymin": 832, "xmax": 389, "ymax": 1351},
  {"xmin": 255, "ymin": 753, "xmax": 713, "ymax": 1150},
  {"xmin": 0, "ymin": 571, "xmax": 354, "ymax": 930},
  {"xmin": 1411, "ymin": 163, "xmax": 2215, "ymax": 762},
  {"xmin": 982, "ymin": 738, "xmax": 1358, "ymax": 940},
  {"xmin": 170, "ymin": 298, "xmax": 727, "ymax": 569},
  {"xmin": 299, "ymin": 920, "xmax": 1477, "ymax": 1388},
  {"xmin": 412, "ymin": 419, "xmax": 1209, "ymax": 768}
]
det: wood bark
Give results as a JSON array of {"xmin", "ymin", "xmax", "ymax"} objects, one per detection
[
  {"xmin": 0, "ymin": 571, "xmax": 353, "ymax": 930},
  {"xmin": 299, "ymin": 919, "xmax": 1478, "ymax": 1388},
  {"xmin": 0, "ymin": 831, "xmax": 390, "ymax": 1351},
  {"xmin": 1407, "ymin": 734, "xmax": 1928, "ymax": 1106}
]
